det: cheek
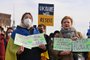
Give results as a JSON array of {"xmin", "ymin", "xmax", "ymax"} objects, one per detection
[
  {"xmin": 68, "ymin": 23, "xmax": 72, "ymax": 27},
  {"xmin": 62, "ymin": 24, "xmax": 68, "ymax": 27}
]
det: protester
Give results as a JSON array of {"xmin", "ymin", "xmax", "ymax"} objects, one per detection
[
  {"xmin": 5, "ymin": 27, "xmax": 13, "ymax": 48},
  {"xmin": 5, "ymin": 12, "xmax": 46, "ymax": 60},
  {"xmin": 53, "ymin": 30, "xmax": 60, "ymax": 38},
  {"xmin": 50, "ymin": 16, "xmax": 84, "ymax": 60},
  {"xmin": 0, "ymin": 26, "xmax": 5, "ymax": 60},
  {"xmin": 86, "ymin": 27, "xmax": 90, "ymax": 60},
  {"xmin": 49, "ymin": 30, "xmax": 60, "ymax": 60},
  {"xmin": 38, "ymin": 24, "xmax": 51, "ymax": 60},
  {"xmin": 49, "ymin": 33, "xmax": 54, "ymax": 40}
]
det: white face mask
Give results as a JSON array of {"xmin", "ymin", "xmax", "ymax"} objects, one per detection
[
  {"xmin": 24, "ymin": 18, "xmax": 33, "ymax": 28},
  {"xmin": 8, "ymin": 33, "xmax": 12, "ymax": 36}
]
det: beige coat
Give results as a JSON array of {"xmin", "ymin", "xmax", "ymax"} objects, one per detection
[{"xmin": 49, "ymin": 31, "xmax": 83, "ymax": 60}]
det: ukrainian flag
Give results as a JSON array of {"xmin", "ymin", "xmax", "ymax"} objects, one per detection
[
  {"xmin": 5, "ymin": 26, "xmax": 32, "ymax": 60},
  {"xmin": 5, "ymin": 38, "xmax": 19, "ymax": 60}
]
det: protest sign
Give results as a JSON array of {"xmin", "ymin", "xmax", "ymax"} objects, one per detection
[
  {"xmin": 53, "ymin": 38, "xmax": 90, "ymax": 52},
  {"xmin": 30, "ymin": 33, "xmax": 47, "ymax": 47},
  {"xmin": 53, "ymin": 38, "xmax": 72, "ymax": 51},
  {"xmin": 38, "ymin": 3, "xmax": 54, "ymax": 26},
  {"xmin": 72, "ymin": 38, "xmax": 90, "ymax": 52},
  {"xmin": 14, "ymin": 33, "xmax": 46, "ymax": 49}
]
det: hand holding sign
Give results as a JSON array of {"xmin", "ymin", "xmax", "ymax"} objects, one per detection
[
  {"xmin": 59, "ymin": 51, "xmax": 71, "ymax": 56},
  {"xmin": 17, "ymin": 46, "xmax": 24, "ymax": 54},
  {"xmin": 39, "ymin": 44, "xmax": 46, "ymax": 50}
]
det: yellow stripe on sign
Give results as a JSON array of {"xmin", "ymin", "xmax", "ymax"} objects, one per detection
[{"xmin": 38, "ymin": 15, "xmax": 54, "ymax": 26}]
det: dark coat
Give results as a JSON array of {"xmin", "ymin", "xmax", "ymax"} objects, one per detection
[{"xmin": 11, "ymin": 26, "xmax": 46, "ymax": 60}]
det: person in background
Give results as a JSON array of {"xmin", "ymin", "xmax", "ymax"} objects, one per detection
[
  {"xmin": 5, "ymin": 12, "xmax": 46, "ymax": 60},
  {"xmin": 38, "ymin": 24, "xmax": 51, "ymax": 60},
  {"xmin": 5, "ymin": 27, "xmax": 13, "ymax": 48},
  {"xmin": 49, "ymin": 30, "xmax": 60, "ymax": 60},
  {"xmin": 53, "ymin": 30, "xmax": 60, "ymax": 38},
  {"xmin": 0, "ymin": 26, "xmax": 5, "ymax": 60},
  {"xmin": 49, "ymin": 33, "xmax": 54, "ymax": 41},
  {"xmin": 86, "ymin": 24, "xmax": 90, "ymax": 60},
  {"xmin": 38, "ymin": 24, "xmax": 46, "ymax": 33}
]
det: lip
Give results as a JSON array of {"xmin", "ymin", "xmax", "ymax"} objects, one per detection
[{"xmin": 65, "ymin": 26, "xmax": 69, "ymax": 27}]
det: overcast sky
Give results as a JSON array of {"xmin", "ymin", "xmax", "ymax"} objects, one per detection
[{"xmin": 0, "ymin": 0, "xmax": 90, "ymax": 37}]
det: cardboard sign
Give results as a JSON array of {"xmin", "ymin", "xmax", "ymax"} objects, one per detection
[
  {"xmin": 14, "ymin": 33, "xmax": 46, "ymax": 49},
  {"xmin": 53, "ymin": 38, "xmax": 72, "ymax": 51},
  {"xmin": 72, "ymin": 39, "xmax": 90, "ymax": 52},
  {"xmin": 53, "ymin": 38, "xmax": 90, "ymax": 52},
  {"xmin": 38, "ymin": 3, "xmax": 54, "ymax": 26}
]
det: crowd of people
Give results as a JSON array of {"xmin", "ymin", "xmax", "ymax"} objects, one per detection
[
  {"xmin": 0, "ymin": 12, "xmax": 90, "ymax": 60},
  {"xmin": 0, "ymin": 26, "xmax": 13, "ymax": 60}
]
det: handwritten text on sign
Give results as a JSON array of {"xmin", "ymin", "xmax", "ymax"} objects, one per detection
[
  {"xmin": 53, "ymin": 38, "xmax": 72, "ymax": 51},
  {"xmin": 14, "ymin": 33, "xmax": 46, "ymax": 49}
]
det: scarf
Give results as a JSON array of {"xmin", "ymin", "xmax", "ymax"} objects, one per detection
[{"xmin": 60, "ymin": 27, "xmax": 77, "ymax": 38}]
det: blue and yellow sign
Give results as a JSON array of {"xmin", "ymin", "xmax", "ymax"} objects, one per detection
[{"xmin": 38, "ymin": 3, "xmax": 54, "ymax": 26}]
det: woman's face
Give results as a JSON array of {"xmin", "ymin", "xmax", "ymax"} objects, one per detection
[
  {"xmin": 62, "ymin": 19, "xmax": 72, "ymax": 29},
  {"xmin": 23, "ymin": 14, "xmax": 33, "ymax": 28}
]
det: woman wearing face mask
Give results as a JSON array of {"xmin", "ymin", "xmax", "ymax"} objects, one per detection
[
  {"xmin": 5, "ymin": 12, "xmax": 46, "ymax": 60},
  {"xmin": 5, "ymin": 27, "xmax": 13, "ymax": 49}
]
